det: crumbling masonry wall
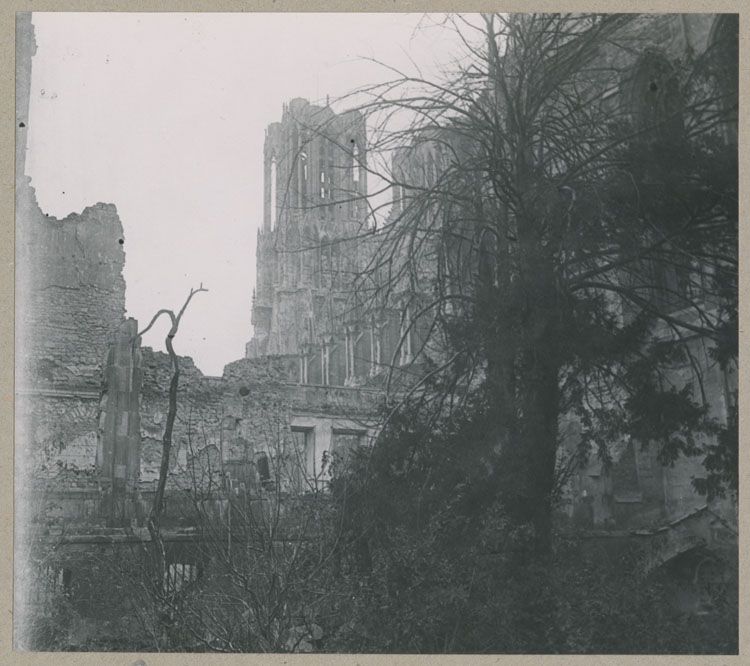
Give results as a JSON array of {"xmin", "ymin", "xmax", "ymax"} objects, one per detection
[
  {"xmin": 16, "ymin": 200, "xmax": 127, "ymax": 389},
  {"xmin": 15, "ymin": 14, "xmax": 131, "ymax": 533},
  {"xmin": 15, "ymin": 195, "xmax": 128, "ymax": 495}
]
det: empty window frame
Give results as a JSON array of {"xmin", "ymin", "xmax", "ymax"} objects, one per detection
[
  {"xmin": 330, "ymin": 430, "xmax": 365, "ymax": 475},
  {"xmin": 270, "ymin": 157, "xmax": 278, "ymax": 230},
  {"xmin": 352, "ymin": 142, "xmax": 360, "ymax": 184},
  {"xmin": 37, "ymin": 565, "xmax": 73, "ymax": 602},
  {"xmin": 291, "ymin": 427, "xmax": 316, "ymax": 491},
  {"xmin": 256, "ymin": 451, "xmax": 273, "ymax": 490},
  {"xmin": 163, "ymin": 562, "xmax": 199, "ymax": 596},
  {"xmin": 319, "ymin": 163, "xmax": 327, "ymax": 199}
]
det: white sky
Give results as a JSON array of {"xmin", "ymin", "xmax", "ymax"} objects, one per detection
[{"xmin": 25, "ymin": 12, "xmax": 468, "ymax": 376}]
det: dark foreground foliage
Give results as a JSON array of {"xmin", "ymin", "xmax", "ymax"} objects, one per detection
[{"xmin": 319, "ymin": 401, "xmax": 737, "ymax": 654}]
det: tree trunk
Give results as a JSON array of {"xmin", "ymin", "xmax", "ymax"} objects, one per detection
[{"xmin": 512, "ymin": 203, "xmax": 561, "ymax": 557}]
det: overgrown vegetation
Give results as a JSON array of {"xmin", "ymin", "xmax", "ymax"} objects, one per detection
[{"xmin": 346, "ymin": 13, "xmax": 738, "ymax": 556}]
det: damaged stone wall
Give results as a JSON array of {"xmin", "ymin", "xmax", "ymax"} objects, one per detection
[
  {"xmin": 15, "ymin": 192, "xmax": 128, "ymax": 496},
  {"xmin": 138, "ymin": 348, "xmax": 220, "ymax": 492},
  {"xmin": 122, "ymin": 343, "xmax": 378, "ymax": 517},
  {"xmin": 16, "ymin": 201, "xmax": 127, "ymax": 389},
  {"xmin": 15, "ymin": 17, "xmax": 381, "ymax": 539},
  {"xmin": 15, "ymin": 14, "xmax": 130, "ymax": 532},
  {"xmin": 559, "ymin": 13, "xmax": 738, "ymax": 533},
  {"xmin": 137, "ymin": 350, "xmax": 366, "ymax": 498}
]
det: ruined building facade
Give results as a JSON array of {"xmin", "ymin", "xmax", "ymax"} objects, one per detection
[
  {"xmin": 242, "ymin": 13, "xmax": 739, "ymax": 536},
  {"xmin": 14, "ymin": 17, "xmax": 379, "ymax": 650},
  {"xmin": 247, "ymin": 99, "xmax": 366, "ymax": 381},
  {"xmin": 246, "ymin": 98, "xmax": 417, "ymax": 386},
  {"xmin": 14, "ymin": 12, "xmax": 737, "ymax": 649}
]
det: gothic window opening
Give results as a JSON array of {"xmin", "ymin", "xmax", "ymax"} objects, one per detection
[
  {"xmin": 270, "ymin": 157, "xmax": 278, "ymax": 230},
  {"xmin": 346, "ymin": 327, "xmax": 366, "ymax": 380},
  {"xmin": 393, "ymin": 183, "xmax": 402, "ymax": 213},
  {"xmin": 625, "ymin": 50, "xmax": 684, "ymax": 144},
  {"xmin": 352, "ymin": 142, "xmax": 360, "ymax": 185},
  {"xmin": 321, "ymin": 341, "xmax": 331, "ymax": 385},
  {"xmin": 307, "ymin": 346, "xmax": 322, "ymax": 384},
  {"xmin": 369, "ymin": 324, "xmax": 382, "ymax": 376},
  {"xmin": 399, "ymin": 306, "xmax": 414, "ymax": 365},
  {"xmin": 650, "ymin": 253, "xmax": 692, "ymax": 315},
  {"xmin": 39, "ymin": 565, "xmax": 73, "ymax": 602},
  {"xmin": 344, "ymin": 329, "xmax": 351, "ymax": 379},
  {"xmin": 299, "ymin": 348, "xmax": 309, "ymax": 384},
  {"xmin": 345, "ymin": 327, "xmax": 360, "ymax": 381},
  {"xmin": 257, "ymin": 451, "xmax": 273, "ymax": 490},
  {"xmin": 301, "ymin": 151, "xmax": 308, "ymax": 181},
  {"xmin": 694, "ymin": 556, "xmax": 732, "ymax": 616},
  {"xmin": 320, "ymin": 164, "xmax": 327, "ymax": 199},
  {"xmin": 611, "ymin": 440, "xmax": 643, "ymax": 504},
  {"xmin": 330, "ymin": 430, "xmax": 365, "ymax": 477},
  {"xmin": 291, "ymin": 427, "xmax": 316, "ymax": 491}
]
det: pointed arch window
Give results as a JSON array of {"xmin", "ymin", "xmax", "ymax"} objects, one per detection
[
  {"xmin": 369, "ymin": 323, "xmax": 381, "ymax": 376},
  {"xmin": 625, "ymin": 50, "xmax": 684, "ymax": 143},
  {"xmin": 321, "ymin": 342, "xmax": 331, "ymax": 386},
  {"xmin": 256, "ymin": 451, "xmax": 273, "ymax": 490},
  {"xmin": 399, "ymin": 306, "xmax": 414, "ymax": 365},
  {"xmin": 270, "ymin": 157, "xmax": 278, "ymax": 231},
  {"xmin": 352, "ymin": 142, "xmax": 360, "ymax": 185}
]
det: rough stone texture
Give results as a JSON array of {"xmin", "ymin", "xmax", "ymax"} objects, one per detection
[
  {"xmin": 138, "ymin": 347, "xmax": 225, "ymax": 494},
  {"xmin": 15, "ymin": 195, "xmax": 128, "ymax": 503},
  {"xmin": 15, "ymin": 189, "xmax": 128, "ymax": 493},
  {"xmin": 97, "ymin": 318, "xmax": 142, "ymax": 525},
  {"xmin": 246, "ymin": 99, "xmax": 380, "ymax": 386},
  {"xmin": 15, "ymin": 12, "xmax": 129, "ymax": 533},
  {"xmin": 136, "ymin": 350, "xmax": 378, "ymax": 500},
  {"xmin": 17, "ymin": 391, "xmax": 100, "ymax": 483},
  {"xmin": 15, "ymin": 19, "xmax": 137, "ymax": 644},
  {"xmin": 16, "ymin": 201, "xmax": 127, "ymax": 389}
]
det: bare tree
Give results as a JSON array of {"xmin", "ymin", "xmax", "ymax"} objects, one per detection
[
  {"xmin": 344, "ymin": 13, "xmax": 737, "ymax": 555},
  {"xmin": 136, "ymin": 284, "xmax": 208, "ymax": 537},
  {"xmin": 132, "ymin": 284, "xmax": 208, "ymax": 646},
  {"xmin": 105, "ymin": 407, "xmax": 344, "ymax": 653}
]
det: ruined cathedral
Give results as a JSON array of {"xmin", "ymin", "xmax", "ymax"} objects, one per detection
[
  {"xmin": 247, "ymin": 98, "xmax": 368, "ymax": 381},
  {"xmin": 14, "ymin": 12, "xmax": 738, "ymax": 651},
  {"xmin": 246, "ymin": 97, "xmax": 408, "ymax": 387}
]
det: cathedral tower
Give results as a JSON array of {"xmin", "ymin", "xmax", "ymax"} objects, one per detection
[{"xmin": 246, "ymin": 99, "xmax": 369, "ymax": 385}]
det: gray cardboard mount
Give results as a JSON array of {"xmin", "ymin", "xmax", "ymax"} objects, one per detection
[{"xmin": 1, "ymin": 1, "xmax": 746, "ymax": 664}]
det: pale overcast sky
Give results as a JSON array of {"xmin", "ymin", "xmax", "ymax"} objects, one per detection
[{"xmin": 25, "ymin": 12, "xmax": 469, "ymax": 375}]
